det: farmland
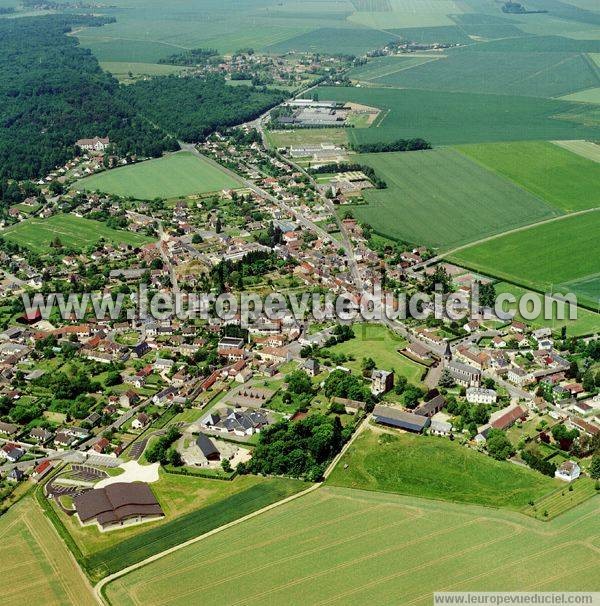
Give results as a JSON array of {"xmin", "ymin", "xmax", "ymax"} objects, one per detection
[
  {"xmin": 315, "ymin": 86, "xmax": 600, "ymax": 145},
  {"xmin": 552, "ymin": 140, "xmax": 600, "ymax": 163},
  {"xmin": 102, "ymin": 485, "xmax": 599, "ymax": 606},
  {"xmin": 77, "ymin": 152, "xmax": 241, "ymax": 199},
  {"xmin": 363, "ymin": 48, "xmax": 600, "ymax": 98},
  {"xmin": 449, "ymin": 211, "xmax": 600, "ymax": 308},
  {"xmin": 0, "ymin": 497, "xmax": 95, "ymax": 606},
  {"xmin": 327, "ymin": 429, "xmax": 558, "ymax": 510},
  {"xmin": 322, "ymin": 323, "xmax": 425, "ymax": 385},
  {"xmin": 494, "ymin": 282, "xmax": 600, "ymax": 337},
  {"xmin": 99, "ymin": 61, "xmax": 185, "ymax": 83},
  {"xmin": 458, "ymin": 141, "xmax": 600, "ymax": 213},
  {"xmin": 345, "ymin": 148, "xmax": 560, "ymax": 249},
  {"xmin": 347, "ymin": 54, "xmax": 442, "ymax": 83},
  {"xmin": 265, "ymin": 128, "xmax": 348, "ymax": 149},
  {"xmin": 47, "ymin": 471, "xmax": 305, "ymax": 581},
  {"xmin": 1, "ymin": 214, "xmax": 152, "ymax": 253}
]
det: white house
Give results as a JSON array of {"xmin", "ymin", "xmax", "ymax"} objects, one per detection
[
  {"xmin": 466, "ymin": 387, "xmax": 497, "ymax": 405},
  {"xmin": 555, "ymin": 460, "xmax": 581, "ymax": 482}
]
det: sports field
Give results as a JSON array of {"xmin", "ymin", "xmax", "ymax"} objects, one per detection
[
  {"xmin": 77, "ymin": 152, "xmax": 241, "ymax": 199},
  {"xmin": 103, "ymin": 486, "xmax": 599, "ymax": 606},
  {"xmin": 346, "ymin": 148, "xmax": 560, "ymax": 249},
  {"xmin": 0, "ymin": 497, "xmax": 95, "ymax": 606},
  {"xmin": 328, "ymin": 429, "xmax": 558, "ymax": 510},
  {"xmin": 314, "ymin": 86, "xmax": 600, "ymax": 145},
  {"xmin": 458, "ymin": 141, "xmax": 600, "ymax": 212},
  {"xmin": 323, "ymin": 323, "xmax": 424, "ymax": 385},
  {"xmin": 449, "ymin": 211, "xmax": 600, "ymax": 308},
  {"xmin": 1, "ymin": 214, "xmax": 152, "ymax": 253}
]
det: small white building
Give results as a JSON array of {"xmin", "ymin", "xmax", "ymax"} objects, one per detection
[
  {"xmin": 466, "ymin": 387, "xmax": 497, "ymax": 405},
  {"xmin": 555, "ymin": 460, "xmax": 581, "ymax": 482}
]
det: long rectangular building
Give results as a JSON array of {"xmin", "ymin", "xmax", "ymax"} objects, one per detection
[{"xmin": 372, "ymin": 405, "xmax": 430, "ymax": 433}]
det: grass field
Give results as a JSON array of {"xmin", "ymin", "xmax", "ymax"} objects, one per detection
[
  {"xmin": 77, "ymin": 152, "xmax": 241, "ymax": 199},
  {"xmin": 314, "ymin": 86, "xmax": 600, "ymax": 145},
  {"xmin": 0, "ymin": 497, "xmax": 95, "ymax": 605},
  {"xmin": 495, "ymin": 282, "xmax": 600, "ymax": 336},
  {"xmin": 99, "ymin": 61, "xmax": 185, "ymax": 82},
  {"xmin": 527, "ymin": 478, "xmax": 598, "ymax": 520},
  {"xmin": 458, "ymin": 141, "xmax": 600, "ymax": 212},
  {"xmin": 103, "ymin": 485, "xmax": 599, "ymax": 606},
  {"xmin": 345, "ymin": 148, "xmax": 560, "ymax": 249},
  {"xmin": 49, "ymin": 471, "xmax": 305, "ymax": 581},
  {"xmin": 328, "ymin": 429, "xmax": 558, "ymax": 510},
  {"xmin": 323, "ymin": 323, "xmax": 424, "ymax": 385},
  {"xmin": 265, "ymin": 128, "xmax": 348, "ymax": 149},
  {"xmin": 1, "ymin": 214, "xmax": 152, "ymax": 253},
  {"xmin": 449, "ymin": 211, "xmax": 600, "ymax": 308},
  {"xmin": 347, "ymin": 54, "xmax": 442, "ymax": 82},
  {"xmin": 552, "ymin": 139, "xmax": 600, "ymax": 163},
  {"xmin": 366, "ymin": 48, "xmax": 600, "ymax": 98}
]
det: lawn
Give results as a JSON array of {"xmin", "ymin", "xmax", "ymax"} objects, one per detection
[
  {"xmin": 494, "ymin": 282, "xmax": 600, "ymax": 337},
  {"xmin": 1, "ymin": 214, "xmax": 152, "ymax": 253},
  {"xmin": 346, "ymin": 148, "xmax": 559, "ymax": 249},
  {"xmin": 323, "ymin": 323, "xmax": 424, "ymax": 385},
  {"xmin": 77, "ymin": 152, "xmax": 241, "ymax": 199},
  {"xmin": 0, "ymin": 497, "xmax": 95, "ymax": 606},
  {"xmin": 327, "ymin": 429, "xmax": 558, "ymax": 510},
  {"xmin": 49, "ymin": 470, "xmax": 305, "ymax": 581},
  {"xmin": 458, "ymin": 141, "xmax": 600, "ymax": 212},
  {"xmin": 314, "ymin": 86, "xmax": 600, "ymax": 145},
  {"xmin": 102, "ymin": 485, "xmax": 599, "ymax": 606},
  {"xmin": 449, "ymin": 211, "xmax": 600, "ymax": 309}
]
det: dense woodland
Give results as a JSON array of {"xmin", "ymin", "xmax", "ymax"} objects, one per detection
[
  {"xmin": 123, "ymin": 75, "xmax": 286, "ymax": 141},
  {"xmin": 0, "ymin": 15, "xmax": 179, "ymax": 181}
]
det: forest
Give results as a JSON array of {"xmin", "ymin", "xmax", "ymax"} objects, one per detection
[
  {"xmin": 0, "ymin": 15, "xmax": 179, "ymax": 181},
  {"xmin": 122, "ymin": 75, "xmax": 287, "ymax": 141}
]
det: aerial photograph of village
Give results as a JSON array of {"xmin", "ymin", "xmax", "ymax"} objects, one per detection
[{"xmin": 0, "ymin": 0, "xmax": 598, "ymax": 604}]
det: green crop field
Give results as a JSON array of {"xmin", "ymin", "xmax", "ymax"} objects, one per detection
[
  {"xmin": 449, "ymin": 211, "xmax": 600, "ymax": 308},
  {"xmin": 323, "ymin": 323, "xmax": 424, "ymax": 385},
  {"xmin": 315, "ymin": 86, "xmax": 600, "ymax": 145},
  {"xmin": 344, "ymin": 148, "xmax": 559, "ymax": 249},
  {"xmin": 1, "ymin": 214, "xmax": 152, "ymax": 253},
  {"xmin": 77, "ymin": 152, "xmax": 241, "ymax": 199},
  {"xmin": 348, "ymin": 0, "xmax": 463, "ymax": 28},
  {"xmin": 103, "ymin": 486, "xmax": 599, "ymax": 606},
  {"xmin": 328, "ymin": 430, "xmax": 558, "ymax": 509},
  {"xmin": 362, "ymin": 49, "xmax": 600, "ymax": 98},
  {"xmin": 0, "ymin": 497, "xmax": 96, "ymax": 606},
  {"xmin": 458, "ymin": 141, "xmax": 600, "ymax": 212},
  {"xmin": 494, "ymin": 282, "xmax": 600, "ymax": 337},
  {"xmin": 552, "ymin": 139, "xmax": 600, "ymax": 162},
  {"xmin": 48, "ymin": 471, "xmax": 305, "ymax": 582},
  {"xmin": 347, "ymin": 55, "xmax": 442, "ymax": 82}
]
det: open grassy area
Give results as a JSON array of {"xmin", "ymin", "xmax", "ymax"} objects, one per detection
[
  {"xmin": 49, "ymin": 470, "xmax": 305, "ymax": 581},
  {"xmin": 103, "ymin": 485, "xmax": 599, "ymax": 606},
  {"xmin": 449, "ymin": 211, "xmax": 600, "ymax": 309},
  {"xmin": 99, "ymin": 61, "xmax": 185, "ymax": 82},
  {"xmin": 347, "ymin": 55, "xmax": 442, "ymax": 83},
  {"xmin": 314, "ymin": 86, "xmax": 600, "ymax": 145},
  {"xmin": 494, "ymin": 282, "xmax": 600, "ymax": 336},
  {"xmin": 328, "ymin": 429, "xmax": 558, "ymax": 510},
  {"xmin": 323, "ymin": 323, "xmax": 424, "ymax": 385},
  {"xmin": 527, "ymin": 478, "xmax": 598, "ymax": 520},
  {"xmin": 0, "ymin": 497, "xmax": 95, "ymax": 605},
  {"xmin": 458, "ymin": 141, "xmax": 600, "ymax": 213},
  {"xmin": 77, "ymin": 152, "xmax": 241, "ymax": 199},
  {"xmin": 347, "ymin": 148, "xmax": 559, "ymax": 249},
  {"xmin": 1, "ymin": 214, "xmax": 152, "ymax": 253},
  {"xmin": 366, "ymin": 48, "xmax": 600, "ymax": 98}
]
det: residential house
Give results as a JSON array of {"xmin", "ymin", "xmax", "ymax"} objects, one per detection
[{"xmin": 555, "ymin": 460, "xmax": 580, "ymax": 482}]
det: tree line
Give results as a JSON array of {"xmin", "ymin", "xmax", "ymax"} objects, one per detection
[{"xmin": 350, "ymin": 138, "xmax": 431, "ymax": 153}]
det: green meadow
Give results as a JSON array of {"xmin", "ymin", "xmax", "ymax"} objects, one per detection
[
  {"xmin": 345, "ymin": 148, "xmax": 559, "ymax": 249},
  {"xmin": 458, "ymin": 141, "xmax": 600, "ymax": 213},
  {"xmin": 1, "ymin": 214, "xmax": 152, "ymax": 253},
  {"xmin": 103, "ymin": 485, "xmax": 599, "ymax": 606},
  {"xmin": 77, "ymin": 152, "xmax": 241, "ymax": 199},
  {"xmin": 449, "ymin": 211, "xmax": 600, "ymax": 308},
  {"xmin": 315, "ymin": 86, "xmax": 600, "ymax": 145}
]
